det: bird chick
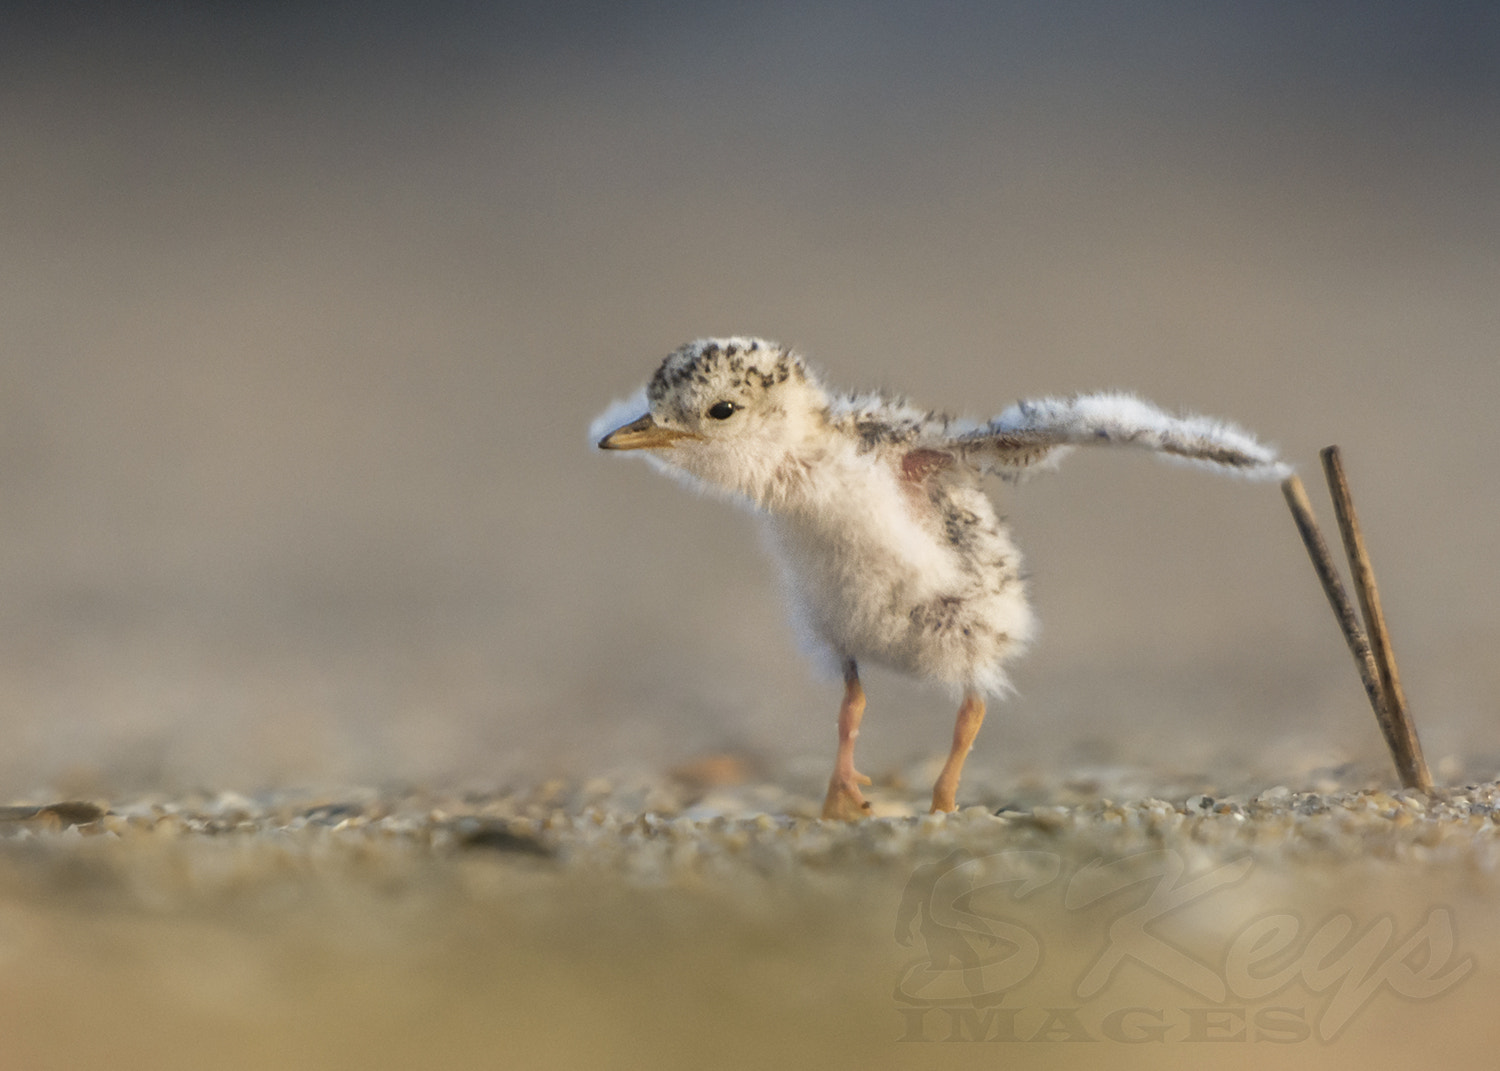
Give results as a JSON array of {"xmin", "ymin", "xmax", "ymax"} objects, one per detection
[{"xmin": 593, "ymin": 338, "xmax": 1287, "ymax": 819}]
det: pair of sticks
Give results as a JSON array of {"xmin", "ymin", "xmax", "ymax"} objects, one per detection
[{"xmin": 1282, "ymin": 447, "xmax": 1432, "ymax": 792}]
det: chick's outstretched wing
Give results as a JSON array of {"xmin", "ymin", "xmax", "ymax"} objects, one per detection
[{"xmin": 948, "ymin": 392, "xmax": 1289, "ymax": 482}]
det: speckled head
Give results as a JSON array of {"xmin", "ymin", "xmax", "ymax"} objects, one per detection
[
  {"xmin": 595, "ymin": 337, "xmax": 829, "ymax": 506},
  {"xmin": 645, "ymin": 337, "xmax": 809, "ymax": 427}
]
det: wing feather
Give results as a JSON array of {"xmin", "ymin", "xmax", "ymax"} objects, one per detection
[{"xmin": 948, "ymin": 392, "xmax": 1289, "ymax": 481}]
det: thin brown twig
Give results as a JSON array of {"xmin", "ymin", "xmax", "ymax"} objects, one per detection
[
  {"xmin": 1320, "ymin": 447, "xmax": 1432, "ymax": 792},
  {"xmin": 1281, "ymin": 473, "xmax": 1420, "ymax": 789}
]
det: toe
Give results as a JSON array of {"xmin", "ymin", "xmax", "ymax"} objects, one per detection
[{"xmin": 822, "ymin": 778, "xmax": 874, "ymax": 821}]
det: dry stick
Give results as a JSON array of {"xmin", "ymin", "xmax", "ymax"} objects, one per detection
[
  {"xmin": 1281, "ymin": 474, "xmax": 1417, "ymax": 789},
  {"xmin": 1320, "ymin": 447, "xmax": 1433, "ymax": 792}
]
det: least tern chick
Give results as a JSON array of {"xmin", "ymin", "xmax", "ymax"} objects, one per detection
[{"xmin": 593, "ymin": 338, "xmax": 1287, "ymax": 819}]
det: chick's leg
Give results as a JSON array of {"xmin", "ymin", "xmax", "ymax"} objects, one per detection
[
  {"xmin": 931, "ymin": 690, "xmax": 985, "ymax": 813},
  {"xmin": 822, "ymin": 660, "xmax": 874, "ymax": 820}
]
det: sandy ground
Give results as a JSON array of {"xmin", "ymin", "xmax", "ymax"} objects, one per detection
[
  {"xmin": 2, "ymin": 766, "xmax": 1498, "ymax": 1070},
  {"xmin": 2, "ymin": 4, "xmax": 1498, "ymax": 1067}
]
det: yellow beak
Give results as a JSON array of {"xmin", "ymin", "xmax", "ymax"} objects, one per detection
[{"xmin": 597, "ymin": 413, "xmax": 700, "ymax": 451}]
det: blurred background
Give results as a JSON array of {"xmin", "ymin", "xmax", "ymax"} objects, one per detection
[{"xmin": 2, "ymin": 1, "xmax": 1497, "ymax": 798}]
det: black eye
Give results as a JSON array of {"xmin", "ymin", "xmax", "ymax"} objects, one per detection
[{"xmin": 707, "ymin": 401, "xmax": 738, "ymax": 420}]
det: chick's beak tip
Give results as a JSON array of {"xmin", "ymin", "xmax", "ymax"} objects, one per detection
[{"xmin": 598, "ymin": 413, "xmax": 697, "ymax": 450}]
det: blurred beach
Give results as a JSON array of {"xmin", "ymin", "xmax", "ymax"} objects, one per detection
[
  {"xmin": 3, "ymin": 2, "xmax": 1498, "ymax": 795},
  {"xmin": 1, "ymin": 3, "xmax": 1498, "ymax": 1066}
]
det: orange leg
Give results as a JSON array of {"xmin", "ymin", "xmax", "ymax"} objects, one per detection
[
  {"xmin": 822, "ymin": 660, "xmax": 874, "ymax": 820},
  {"xmin": 931, "ymin": 690, "xmax": 986, "ymax": 814}
]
